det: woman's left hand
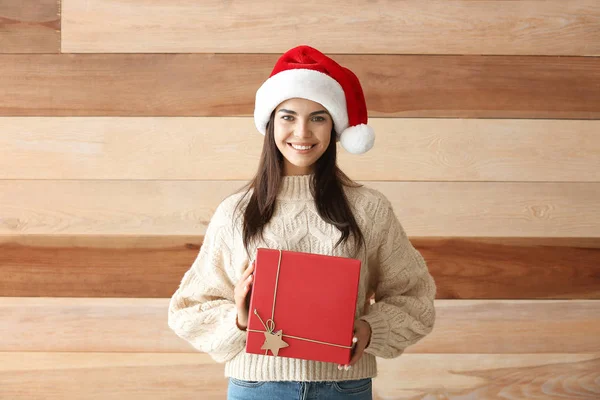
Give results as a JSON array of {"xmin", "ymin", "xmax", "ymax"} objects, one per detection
[{"xmin": 338, "ymin": 319, "xmax": 371, "ymax": 370}]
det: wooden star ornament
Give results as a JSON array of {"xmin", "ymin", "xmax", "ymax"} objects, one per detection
[{"xmin": 261, "ymin": 329, "xmax": 289, "ymax": 356}]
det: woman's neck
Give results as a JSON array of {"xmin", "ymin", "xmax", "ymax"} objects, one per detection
[{"xmin": 277, "ymin": 173, "xmax": 315, "ymax": 201}]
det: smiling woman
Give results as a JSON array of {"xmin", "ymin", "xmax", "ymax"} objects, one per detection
[{"xmin": 167, "ymin": 45, "xmax": 437, "ymax": 400}]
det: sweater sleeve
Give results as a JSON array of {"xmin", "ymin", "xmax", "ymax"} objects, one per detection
[
  {"xmin": 167, "ymin": 203, "xmax": 246, "ymax": 363},
  {"xmin": 358, "ymin": 196, "xmax": 437, "ymax": 359}
]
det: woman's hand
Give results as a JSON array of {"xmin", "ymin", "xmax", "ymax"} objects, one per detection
[
  {"xmin": 338, "ymin": 319, "xmax": 372, "ymax": 370},
  {"xmin": 234, "ymin": 260, "xmax": 255, "ymax": 330}
]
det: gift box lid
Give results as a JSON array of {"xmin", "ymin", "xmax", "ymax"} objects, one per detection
[{"xmin": 246, "ymin": 248, "xmax": 361, "ymax": 363}]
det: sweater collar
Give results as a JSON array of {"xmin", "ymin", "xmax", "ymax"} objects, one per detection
[{"xmin": 277, "ymin": 173, "xmax": 315, "ymax": 201}]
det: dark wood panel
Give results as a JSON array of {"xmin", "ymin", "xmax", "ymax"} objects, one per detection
[
  {"xmin": 0, "ymin": 0, "xmax": 60, "ymax": 53},
  {"xmin": 0, "ymin": 235, "xmax": 201, "ymax": 298},
  {"xmin": 0, "ymin": 54, "xmax": 598, "ymax": 118},
  {"xmin": 422, "ymin": 237, "xmax": 600, "ymax": 299},
  {"xmin": 1, "ymin": 235, "xmax": 598, "ymax": 299}
]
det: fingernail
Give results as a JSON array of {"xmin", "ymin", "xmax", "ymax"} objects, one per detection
[
  {"xmin": 344, "ymin": 365, "xmax": 351, "ymax": 371},
  {"xmin": 352, "ymin": 337, "xmax": 358, "ymax": 343},
  {"xmin": 337, "ymin": 365, "xmax": 342, "ymax": 370}
]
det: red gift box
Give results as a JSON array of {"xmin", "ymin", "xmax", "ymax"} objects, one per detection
[{"xmin": 245, "ymin": 248, "xmax": 361, "ymax": 364}]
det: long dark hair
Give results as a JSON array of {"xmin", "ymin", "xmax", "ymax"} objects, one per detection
[{"xmin": 233, "ymin": 110, "xmax": 366, "ymax": 259}]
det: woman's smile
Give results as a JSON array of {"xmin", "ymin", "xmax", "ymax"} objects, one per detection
[{"xmin": 288, "ymin": 143, "xmax": 316, "ymax": 152}]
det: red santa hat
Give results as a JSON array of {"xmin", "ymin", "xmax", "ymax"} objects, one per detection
[{"xmin": 254, "ymin": 45, "xmax": 375, "ymax": 155}]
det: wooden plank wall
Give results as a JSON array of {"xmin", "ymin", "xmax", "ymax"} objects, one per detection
[{"xmin": 1, "ymin": 1, "xmax": 599, "ymax": 398}]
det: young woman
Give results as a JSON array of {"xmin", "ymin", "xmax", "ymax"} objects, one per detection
[{"xmin": 168, "ymin": 45, "xmax": 437, "ymax": 400}]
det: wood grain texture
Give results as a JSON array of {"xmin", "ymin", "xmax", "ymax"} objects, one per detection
[
  {"xmin": 0, "ymin": 235, "xmax": 203, "ymax": 298},
  {"xmin": 0, "ymin": 353, "xmax": 598, "ymax": 399},
  {"xmin": 421, "ymin": 237, "xmax": 600, "ymax": 300},
  {"xmin": 1, "ymin": 54, "xmax": 599, "ymax": 118},
  {"xmin": 0, "ymin": 352, "xmax": 227, "ymax": 400},
  {"xmin": 374, "ymin": 354, "xmax": 600, "ymax": 399},
  {"xmin": 2, "ymin": 117, "xmax": 599, "ymax": 182},
  {"xmin": 0, "ymin": 0, "xmax": 60, "ymax": 53},
  {"xmin": 1, "ymin": 235, "xmax": 599, "ymax": 299},
  {"xmin": 1, "ymin": 181, "xmax": 598, "ymax": 237},
  {"xmin": 1, "ymin": 298, "xmax": 598, "ymax": 354},
  {"xmin": 60, "ymin": 0, "xmax": 600, "ymax": 56}
]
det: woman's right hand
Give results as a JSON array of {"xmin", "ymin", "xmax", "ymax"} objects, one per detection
[{"xmin": 234, "ymin": 259, "xmax": 255, "ymax": 330}]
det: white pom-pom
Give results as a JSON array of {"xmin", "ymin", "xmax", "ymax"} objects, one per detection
[{"xmin": 339, "ymin": 124, "xmax": 375, "ymax": 154}]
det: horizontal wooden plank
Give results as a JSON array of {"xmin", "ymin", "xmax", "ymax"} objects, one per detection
[
  {"xmin": 0, "ymin": 352, "xmax": 226, "ymax": 400},
  {"xmin": 0, "ymin": 235, "xmax": 203, "ymax": 298},
  {"xmin": 1, "ymin": 236, "xmax": 599, "ymax": 299},
  {"xmin": 1, "ymin": 54, "xmax": 598, "ymax": 118},
  {"xmin": 422, "ymin": 237, "xmax": 600, "ymax": 299},
  {"xmin": 2, "ymin": 117, "xmax": 599, "ymax": 182},
  {"xmin": 0, "ymin": 0, "xmax": 60, "ymax": 53},
  {"xmin": 60, "ymin": 0, "xmax": 600, "ymax": 56},
  {"xmin": 1, "ymin": 181, "xmax": 598, "ymax": 237},
  {"xmin": 0, "ymin": 352, "xmax": 598, "ymax": 399},
  {"xmin": 1, "ymin": 298, "xmax": 598, "ymax": 354},
  {"xmin": 374, "ymin": 354, "xmax": 600, "ymax": 399}
]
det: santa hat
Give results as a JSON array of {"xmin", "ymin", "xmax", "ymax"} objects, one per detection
[{"xmin": 254, "ymin": 45, "xmax": 375, "ymax": 155}]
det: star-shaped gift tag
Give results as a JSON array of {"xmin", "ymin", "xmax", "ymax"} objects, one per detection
[{"xmin": 261, "ymin": 330, "xmax": 289, "ymax": 356}]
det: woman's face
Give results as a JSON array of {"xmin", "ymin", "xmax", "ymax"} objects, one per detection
[{"xmin": 273, "ymin": 98, "xmax": 333, "ymax": 176}]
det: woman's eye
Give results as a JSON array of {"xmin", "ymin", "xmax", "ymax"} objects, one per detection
[{"xmin": 280, "ymin": 115, "xmax": 326, "ymax": 122}]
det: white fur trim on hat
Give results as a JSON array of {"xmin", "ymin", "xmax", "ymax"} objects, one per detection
[
  {"xmin": 339, "ymin": 124, "xmax": 375, "ymax": 154},
  {"xmin": 254, "ymin": 69, "xmax": 349, "ymax": 135}
]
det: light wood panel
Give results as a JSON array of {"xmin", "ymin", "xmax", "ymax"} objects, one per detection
[
  {"xmin": 1, "ymin": 54, "xmax": 599, "ymax": 118},
  {"xmin": 2, "ymin": 117, "xmax": 599, "ymax": 182},
  {"xmin": 374, "ymin": 354, "xmax": 600, "ymax": 399},
  {"xmin": 1, "ymin": 298, "xmax": 598, "ymax": 354},
  {"xmin": 0, "ymin": 352, "xmax": 227, "ymax": 400},
  {"xmin": 60, "ymin": 0, "xmax": 600, "ymax": 56},
  {"xmin": 1, "ymin": 235, "xmax": 599, "ymax": 299},
  {"xmin": 0, "ymin": 0, "xmax": 60, "ymax": 53},
  {"xmin": 1, "ymin": 181, "xmax": 598, "ymax": 237},
  {"xmin": 0, "ymin": 353, "xmax": 597, "ymax": 399}
]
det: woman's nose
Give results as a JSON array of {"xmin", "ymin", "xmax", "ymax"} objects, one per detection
[{"xmin": 294, "ymin": 121, "xmax": 312, "ymax": 137}]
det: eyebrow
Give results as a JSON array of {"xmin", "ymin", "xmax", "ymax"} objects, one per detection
[{"xmin": 277, "ymin": 109, "xmax": 329, "ymax": 116}]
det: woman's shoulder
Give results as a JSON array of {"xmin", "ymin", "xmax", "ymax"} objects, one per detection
[
  {"xmin": 211, "ymin": 188, "xmax": 252, "ymax": 224},
  {"xmin": 343, "ymin": 183, "xmax": 392, "ymax": 214}
]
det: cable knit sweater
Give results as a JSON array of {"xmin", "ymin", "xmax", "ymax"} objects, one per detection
[{"xmin": 167, "ymin": 173, "xmax": 436, "ymax": 382}]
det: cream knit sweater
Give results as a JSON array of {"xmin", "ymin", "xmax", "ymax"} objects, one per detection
[{"xmin": 167, "ymin": 173, "xmax": 436, "ymax": 382}]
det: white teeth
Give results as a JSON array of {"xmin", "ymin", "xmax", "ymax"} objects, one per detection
[{"xmin": 290, "ymin": 144, "xmax": 313, "ymax": 150}]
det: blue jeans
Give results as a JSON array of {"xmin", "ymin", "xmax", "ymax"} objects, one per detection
[{"xmin": 227, "ymin": 377, "xmax": 372, "ymax": 399}]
